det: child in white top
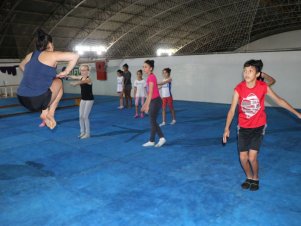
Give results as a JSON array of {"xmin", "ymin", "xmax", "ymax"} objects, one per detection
[
  {"xmin": 133, "ymin": 69, "xmax": 146, "ymax": 118},
  {"xmin": 116, "ymin": 69, "xmax": 124, "ymax": 109},
  {"xmin": 158, "ymin": 68, "xmax": 176, "ymax": 126}
]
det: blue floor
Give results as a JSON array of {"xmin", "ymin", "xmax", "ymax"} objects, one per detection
[{"xmin": 0, "ymin": 96, "xmax": 301, "ymax": 226}]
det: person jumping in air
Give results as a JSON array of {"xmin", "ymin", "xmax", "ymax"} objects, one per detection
[
  {"xmin": 17, "ymin": 28, "xmax": 79, "ymax": 130},
  {"xmin": 222, "ymin": 59, "xmax": 301, "ymax": 191}
]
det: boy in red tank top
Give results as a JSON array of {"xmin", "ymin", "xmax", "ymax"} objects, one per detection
[{"xmin": 223, "ymin": 59, "xmax": 301, "ymax": 191}]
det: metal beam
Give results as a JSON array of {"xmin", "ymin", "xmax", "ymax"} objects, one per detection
[{"xmin": 24, "ymin": 0, "xmax": 86, "ymax": 56}]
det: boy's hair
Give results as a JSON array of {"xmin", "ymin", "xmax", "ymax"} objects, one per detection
[
  {"xmin": 137, "ymin": 69, "xmax": 143, "ymax": 74},
  {"xmin": 117, "ymin": 69, "xmax": 123, "ymax": 74},
  {"xmin": 163, "ymin": 68, "xmax": 171, "ymax": 75},
  {"xmin": 123, "ymin": 63, "xmax": 129, "ymax": 69},
  {"xmin": 243, "ymin": 59, "xmax": 263, "ymax": 73},
  {"xmin": 144, "ymin": 60, "xmax": 154, "ymax": 69}
]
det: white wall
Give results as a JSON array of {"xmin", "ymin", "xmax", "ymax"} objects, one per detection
[
  {"xmin": 63, "ymin": 51, "xmax": 301, "ymax": 108},
  {"xmin": 238, "ymin": 30, "xmax": 301, "ymax": 52},
  {"xmin": 2, "ymin": 52, "xmax": 301, "ymax": 109}
]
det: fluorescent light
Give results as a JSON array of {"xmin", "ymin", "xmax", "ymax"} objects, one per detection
[
  {"xmin": 156, "ymin": 48, "xmax": 177, "ymax": 56},
  {"xmin": 75, "ymin": 45, "xmax": 107, "ymax": 55}
]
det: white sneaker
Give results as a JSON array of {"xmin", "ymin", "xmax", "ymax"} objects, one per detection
[
  {"xmin": 78, "ymin": 133, "xmax": 85, "ymax": 138},
  {"xmin": 80, "ymin": 134, "xmax": 90, "ymax": 139},
  {"xmin": 155, "ymin": 138, "xmax": 166, "ymax": 147},
  {"xmin": 142, "ymin": 141, "xmax": 155, "ymax": 147},
  {"xmin": 118, "ymin": 106, "xmax": 124, "ymax": 109},
  {"xmin": 159, "ymin": 122, "xmax": 166, "ymax": 127},
  {"xmin": 170, "ymin": 120, "xmax": 176, "ymax": 125}
]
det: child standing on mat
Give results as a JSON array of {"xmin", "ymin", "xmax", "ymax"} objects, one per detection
[
  {"xmin": 158, "ymin": 68, "xmax": 176, "ymax": 126},
  {"xmin": 123, "ymin": 63, "xmax": 132, "ymax": 108},
  {"xmin": 222, "ymin": 59, "xmax": 301, "ymax": 191},
  {"xmin": 141, "ymin": 60, "xmax": 166, "ymax": 147},
  {"xmin": 116, "ymin": 69, "xmax": 124, "ymax": 109},
  {"xmin": 68, "ymin": 64, "xmax": 94, "ymax": 139},
  {"xmin": 133, "ymin": 69, "xmax": 146, "ymax": 118}
]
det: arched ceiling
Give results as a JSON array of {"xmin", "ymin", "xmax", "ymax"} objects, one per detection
[{"xmin": 1, "ymin": 0, "xmax": 301, "ymax": 59}]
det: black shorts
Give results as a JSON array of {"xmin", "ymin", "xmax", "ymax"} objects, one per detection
[
  {"xmin": 17, "ymin": 89, "xmax": 52, "ymax": 112},
  {"xmin": 238, "ymin": 125, "xmax": 266, "ymax": 152}
]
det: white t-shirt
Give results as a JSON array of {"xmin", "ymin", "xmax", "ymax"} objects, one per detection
[
  {"xmin": 134, "ymin": 79, "xmax": 146, "ymax": 97},
  {"xmin": 117, "ymin": 76, "xmax": 124, "ymax": 92},
  {"xmin": 161, "ymin": 78, "xmax": 172, "ymax": 98}
]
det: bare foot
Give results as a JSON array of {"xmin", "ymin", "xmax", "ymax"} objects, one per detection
[
  {"xmin": 45, "ymin": 114, "xmax": 56, "ymax": 130},
  {"xmin": 39, "ymin": 120, "xmax": 46, "ymax": 127}
]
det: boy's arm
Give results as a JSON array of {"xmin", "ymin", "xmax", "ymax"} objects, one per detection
[
  {"xmin": 267, "ymin": 87, "xmax": 301, "ymax": 118},
  {"xmin": 262, "ymin": 72, "xmax": 276, "ymax": 86},
  {"xmin": 223, "ymin": 91, "xmax": 239, "ymax": 143}
]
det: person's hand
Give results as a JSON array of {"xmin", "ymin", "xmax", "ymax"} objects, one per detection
[
  {"xmin": 56, "ymin": 71, "xmax": 68, "ymax": 78},
  {"xmin": 222, "ymin": 129, "xmax": 230, "ymax": 144},
  {"xmin": 141, "ymin": 103, "xmax": 149, "ymax": 113}
]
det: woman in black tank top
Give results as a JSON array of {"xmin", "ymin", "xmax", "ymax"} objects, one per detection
[{"xmin": 68, "ymin": 64, "xmax": 94, "ymax": 139}]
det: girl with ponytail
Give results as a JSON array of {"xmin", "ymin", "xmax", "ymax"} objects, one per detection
[{"xmin": 17, "ymin": 28, "xmax": 79, "ymax": 129}]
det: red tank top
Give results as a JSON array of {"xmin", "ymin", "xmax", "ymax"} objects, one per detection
[{"xmin": 235, "ymin": 81, "xmax": 267, "ymax": 128}]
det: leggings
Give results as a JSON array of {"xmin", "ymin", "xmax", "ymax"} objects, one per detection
[
  {"xmin": 149, "ymin": 97, "xmax": 164, "ymax": 142},
  {"xmin": 79, "ymin": 100, "xmax": 94, "ymax": 135}
]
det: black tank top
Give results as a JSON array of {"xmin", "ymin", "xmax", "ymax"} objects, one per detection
[{"xmin": 80, "ymin": 78, "xmax": 94, "ymax": 100}]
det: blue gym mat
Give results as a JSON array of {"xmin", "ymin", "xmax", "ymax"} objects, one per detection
[{"xmin": 0, "ymin": 96, "xmax": 300, "ymax": 226}]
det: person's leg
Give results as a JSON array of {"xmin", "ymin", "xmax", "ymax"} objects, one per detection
[
  {"xmin": 119, "ymin": 92, "xmax": 124, "ymax": 108},
  {"xmin": 135, "ymin": 97, "xmax": 139, "ymax": 117},
  {"xmin": 248, "ymin": 150, "xmax": 259, "ymax": 180},
  {"xmin": 42, "ymin": 78, "xmax": 63, "ymax": 129},
  {"xmin": 153, "ymin": 98, "xmax": 165, "ymax": 147},
  {"xmin": 129, "ymin": 88, "xmax": 132, "ymax": 107},
  {"xmin": 81, "ymin": 100, "xmax": 94, "ymax": 138},
  {"xmin": 160, "ymin": 98, "xmax": 166, "ymax": 126},
  {"xmin": 239, "ymin": 151, "xmax": 253, "ymax": 179},
  {"xmin": 79, "ymin": 100, "xmax": 85, "ymax": 136},
  {"xmin": 149, "ymin": 100, "xmax": 157, "ymax": 142},
  {"xmin": 124, "ymin": 90, "xmax": 129, "ymax": 108},
  {"xmin": 140, "ymin": 97, "xmax": 145, "ymax": 118}
]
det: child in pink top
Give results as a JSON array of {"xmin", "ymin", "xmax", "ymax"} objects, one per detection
[{"xmin": 141, "ymin": 60, "xmax": 166, "ymax": 148}]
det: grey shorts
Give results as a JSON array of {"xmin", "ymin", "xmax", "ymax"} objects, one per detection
[{"xmin": 238, "ymin": 125, "xmax": 266, "ymax": 152}]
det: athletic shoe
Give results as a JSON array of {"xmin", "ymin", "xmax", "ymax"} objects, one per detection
[
  {"xmin": 241, "ymin": 178, "xmax": 252, "ymax": 189},
  {"xmin": 134, "ymin": 114, "xmax": 139, "ymax": 118},
  {"xmin": 155, "ymin": 138, "xmax": 166, "ymax": 147},
  {"xmin": 80, "ymin": 134, "xmax": 90, "ymax": 139},
  {"xmin": 142, "ymin": 141, "xmax": 155, "ymax": 147},
  {"xmin": 78, "ymin": 133, "xmax": 85, "ymax": 138},
  {"xmin": 159, "ymin": 122, "xmax": 166, "ymax": 127},
  {"xmin": 170, "ymin": 120, "xmax": 176, "ymax": 125},
  {"xmin": 250, "ymin": 180, "xmax": 259, "ymax": 191},
  {"xmin": 140, "ymin": 113, "xmax": 144, "ymax": 118},
  {"xmin": 118, "ymin": 106, "xmax": 124, "ymax": 109}
]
